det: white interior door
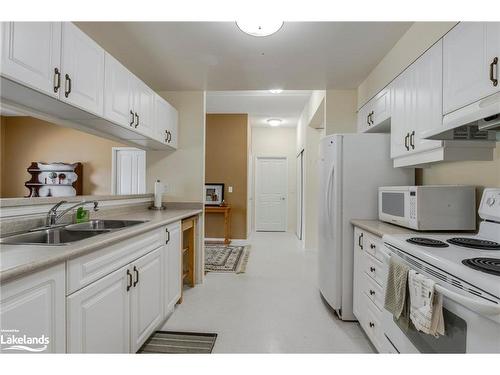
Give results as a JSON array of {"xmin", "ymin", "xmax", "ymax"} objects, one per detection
[
  {"xmin": 296, "ymin": 150, "xmax": 304, "ymax": 240},
  {"xmin": 255, "ymin": 157, "xmax": 287, "ymax": 232},
  {"xmin": 113, "ymin": 148, "xmax": 146, "ymax": 195}
]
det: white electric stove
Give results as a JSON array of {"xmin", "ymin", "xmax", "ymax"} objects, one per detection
[{"xmin": 381, "ymin": 188, "xmax": 500, "ymax": 353}]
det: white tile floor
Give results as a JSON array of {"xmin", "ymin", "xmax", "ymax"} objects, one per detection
[{"xmin": 161, "ymin": 231, "xmax": 374, "ymax": 353}]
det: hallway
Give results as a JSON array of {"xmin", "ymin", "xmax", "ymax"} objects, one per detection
[{"xmin": 161, "ymin": 232, "xmax": 374, "ymax": 353}]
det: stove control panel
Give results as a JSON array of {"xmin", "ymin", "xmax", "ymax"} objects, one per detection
[{"xmin": 479, "ymin": 188, "xmax": 500, "ymax": 222}]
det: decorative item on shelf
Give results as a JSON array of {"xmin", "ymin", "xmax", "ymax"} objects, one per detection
[
  {"xmin": 220, "ymin": 199, "xmax": 227, "ymax": 207},
  {"xmin": 24, "ymin": 162, "xmax": 83, "ymax": 198},
  {"xmin": 204, "ymin": 183, "xmax": 224, "ymax": 206}
]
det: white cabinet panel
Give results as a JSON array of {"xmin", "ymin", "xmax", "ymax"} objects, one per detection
[
  {"xmin": 443, "ymin": 22, "xmax": 500, "ymax": 114},
  {"xmin": 0, "ymin": 264, "xmax": 66, "ymax": 353},
  {"xmin": 130, "ymin": 248, "xmax": 164, "ymax": 352},
  {"xmin": 1, "ymin": 22, "xmax": 61, "ymax": 97},
  {"xmin": 104, "ymin": 53, "xmax": 134, "ymax": 128},
  {"xmin": 67, "ymin": 265, "xmax": 131, "ymax": 353},
  {"xmin": 132, "ymin": 77, "xmax": 155, "ymax": 138},
  {"xmin": 154, "ymin": 93, "xmax": 179, "ymax": 149},
  {"xmin": 60, "ymin": 22, "xmax": 104, "ymax": 116},
  {"xmin": 165, "ymin": 222, "xmax": 182, "ymax": 314}
]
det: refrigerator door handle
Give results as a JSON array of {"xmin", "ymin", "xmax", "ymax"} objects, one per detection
[{"xmin": 326, "ymin": 162, "xmax": 335, "ymax": 232}]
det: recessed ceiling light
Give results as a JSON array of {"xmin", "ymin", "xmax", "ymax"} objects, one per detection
[
  {"xmin": 236, "ymin": 21, "xmax": 284, "ymax": 37},
  {"xmin": 267, "ymin": 118, "xmax": 282, "ymax": 127},
  {"xmin": 269, "ymin": 89, "xmax": 283, "ymax": 94}
]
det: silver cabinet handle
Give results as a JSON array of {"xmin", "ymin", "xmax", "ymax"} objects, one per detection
[
  {"xmin": 64, "ymin": 74, "xmax": 71, "ymax": 98},
  {"xmin": 358, "ymin": 233, "xmax": 364, "ymax": 249},
  {"xmin": 410, "ymin": 131, "xmax": 415, "ymax": 150},
  {"xmin": 134, "ymin": 112, "xmax": 139, "ymax": 128},
  {"xmin": 53, "ymin": 68, "xmax": 61, "ymax": 93},
  {"xmin": 490, "ymin": 57, "xmax": 498, "ymax": 87},
  {"xmin": 130, "ymin": 110, "xmax": 135, "ymax": 126}
]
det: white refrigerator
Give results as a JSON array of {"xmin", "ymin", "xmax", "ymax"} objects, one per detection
[{"xmin": 318, "ymin": 134, "xmax": 413, "ymax": 321}]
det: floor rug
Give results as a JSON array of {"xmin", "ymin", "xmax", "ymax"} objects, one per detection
[
  {"xmin": 204, "ymin": 244, "xmax": 250, "ymax": 273},
  {"xmin": 138, "ymin": 331, "xmax": 217, "ymax": 354}
]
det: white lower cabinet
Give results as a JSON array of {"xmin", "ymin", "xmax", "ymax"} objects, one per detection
[
  {"xmin": 353, "ymin": 226, "xmax": 391, "ymax": 353},
  {"xmin": 130, "ymin": 248, "xmax": 164, "ymax": 352},
  {"xmin": 67, "ymin": 264, "xmax": 131, "ymax": 353},
  {"xmin": 67, "ymin": 247, "xmax": 164, "ymax": 353},
  {"xmin": 0, "ymin": 264, "xmax": 66, "ymax": 353},
  {"xmin": 164, "ymin": 221, "xmax": 182, "ymax": 316}
]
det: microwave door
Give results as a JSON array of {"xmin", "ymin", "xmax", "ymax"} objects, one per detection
[{"xmin": 380, "ymin": 191, "xmax": 409, "ymax": 227}]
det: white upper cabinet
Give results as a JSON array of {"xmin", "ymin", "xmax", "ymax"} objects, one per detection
[
  {"xmin": 104, "ymin": 53, "xmax": 134, "ymax": 128},
  {"xmin": 60, "ymin": 22, "xmax": 105, "ymax": 116},
  {"xmin": 443, "ymin": 22, "xmax": 500, "ymax": 115},
  {"xmin": 1, "ymin": 22, "xmax": 61, "ymax": 97},
  {"xmin": 154, "ymin": 93, "xmax": 179, "ymax": 149},
  {"xmin": 132, "ymin": 77, "xmax": 155, "ymax": 138},
  {"xmin": 357, "ymin": 85, "xmax": 392, "ymax": 133}
]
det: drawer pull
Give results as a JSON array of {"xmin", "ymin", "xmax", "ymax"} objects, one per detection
[
  {"xmin": 358, "ymin": 233, "xmax": 363, "ymax": 249},
  {"xmin": 370, "ymin": 244, "xmax": 376, "ymax": 249},
  {"xmin": 369, "ymin": 322, "xmax": 375, "ymax": 328},
  {"xmin": 370, "ymin": 290, "xmax": 375, "ymax": 296},
  {"xmin": 370, "ymin": 267, "xmax": 376, "ymax": 272},
  {"xmin": 490, "ymin": 57, "xmax": 498, "ymax": 87}
]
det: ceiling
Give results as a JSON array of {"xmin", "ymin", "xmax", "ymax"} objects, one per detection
[
  {"xmin": 206, "ymin": 90, "xmax": 312, "ymax": 128},
  {"xmin": 76, "ymin": 22, "xmax": 412, "ymax": 91}
]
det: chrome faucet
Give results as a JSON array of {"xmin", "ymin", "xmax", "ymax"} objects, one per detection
[{"xmin": 46, "ymin": 200, "xmax": 99, "ymax": 227}]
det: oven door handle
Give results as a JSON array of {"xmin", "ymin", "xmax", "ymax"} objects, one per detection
[{"xmin": 434, "ymin": 285, "xmax": 500, "ymax": 316}]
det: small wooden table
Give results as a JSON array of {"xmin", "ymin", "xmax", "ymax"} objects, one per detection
[{"xmin": 205, "ymin": 205, "xmax": 232, "ymax": 244}]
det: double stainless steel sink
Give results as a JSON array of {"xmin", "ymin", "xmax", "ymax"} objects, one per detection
[{"xmin": 0, "ymin": 220, "xmax": 148, "ymax": 246}]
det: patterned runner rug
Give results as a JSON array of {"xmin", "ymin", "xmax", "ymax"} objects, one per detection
[
  {"xmin": 204, "ymin": 244, "xmax": 250, "ymax": 273},
  {"xmin": 138, "ymin": 331, "xmax": 217, "ymax": 354}
]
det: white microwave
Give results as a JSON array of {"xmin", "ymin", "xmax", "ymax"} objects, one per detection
[{"xmin": 378, "ymin": 185, "xmax": 476, "ymax": 231}]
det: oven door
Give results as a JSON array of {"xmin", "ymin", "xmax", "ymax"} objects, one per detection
[
  {"xmin": 382, "ymin": 255, "xmax": 500, "ymax": 353},
  {"xmin": 378, "ymin": 189, "xmax": 411, "ymax": 228}
]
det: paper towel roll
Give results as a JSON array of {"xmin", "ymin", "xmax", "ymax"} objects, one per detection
[{"xmin": 154, "ymin": 180, "xmax": 164, "ymax": 208}]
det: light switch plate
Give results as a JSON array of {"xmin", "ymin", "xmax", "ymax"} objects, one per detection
[{"xmin": 228, "ymin": 186, "xmax": 233, "ymax": 193}]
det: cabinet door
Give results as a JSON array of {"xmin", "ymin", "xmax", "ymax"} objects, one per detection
[
  {"xmin": 165, "ymin": 222, "xmax": 182, "ymax": 314},
  {"xmin": 67, "ymin": 265, "xmax": 131, "ymax": 353},
  {"xmin": 60, "ymin": 22, "xmax": 104, "ymax": 116},
  {"xmin": 132, "ymin": 78, "xmax": 155, "ymax": 138},
  {"xmin": 390, "ymin": 72, "xmax": 412, "ymax": 158},
  {"xmin": 356, "ymin": 104, "xmax": 370, "ymax": 133},
  {"xmin": 154, "ymin": 94, "xmax": 179, "ymax": 148},
  {"xmin": 412, "ymin": 40, "xmax": 443, "ymax": 153},
  {"xmin": 130, "ymin": 248, "xmax": 164, "ymax": 352},
  {"xmin": 1, "ymin": 22, "xmax": 61, "ymax": 97},
  {"xmin": 104, "ymin": 53, "xmax": 133, "ymax": 128},
  {"xmin": 371, "ymin": 86, "xmax": 391, "ymax": 127},
  {"xmin": 443, "ymin": 22, "xmax": 500, "ymax": 114},
  {"xmin": 0, "ymin": 264, "xmax": 65, "ymax": 353}
]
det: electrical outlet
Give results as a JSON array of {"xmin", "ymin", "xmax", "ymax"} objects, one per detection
[{"xmin": 228, "ymin": 186, "xmax": 233, "ymax": 193}]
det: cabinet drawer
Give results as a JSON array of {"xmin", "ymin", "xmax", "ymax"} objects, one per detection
[
  {"xmin": 361, "ymin": 301, "xmax": 383, "ymax": 350},
  {"xmin": 363, "ymin": 272, "xmax": 384, "ymax": 311},
  {"xmin": 363, "ymin": 252, "xmax": 387, "ymax": 288},
  {"xmin": 67, "ymin": 228, "xmax": 164, "ymax": 294},
  {"xmin": 365, "ymin": 233, "xmax": 386, "ymax": 263}
]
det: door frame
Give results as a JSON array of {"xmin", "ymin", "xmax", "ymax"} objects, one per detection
[
  {"xmin": 296, "ymin": 149, "xmax": 304, "ymax": 240},
  {"xmin": 111, "ymin": 147, "xmax": 146, "ymax": 195},
  {"xmin": 254, "ymin": 155, "xmax": 288, "ymax": 232}
]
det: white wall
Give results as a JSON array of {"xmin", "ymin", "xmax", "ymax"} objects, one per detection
[
  {"xmin": 357, "ymin": 22, "xmax": 456, "ymax": 108},
  {"xmin": 146, "ymin": 91, "xmax": 206, "ymax": 203},
  {"xmin": 251, "ymin": 127, "xmax": 297, "ymax": 233},
  {"xmin": 324, "ymin": 89, "xmax": 357, "ymax": 135},
  {"xmin": 297, "ymin": 90, "xmax": 325, "ymax": 153}
]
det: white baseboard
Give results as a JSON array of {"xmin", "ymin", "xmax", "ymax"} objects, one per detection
[{"xmin": 204, "ymin": 237, "xmax": 249, "ymax": 246}]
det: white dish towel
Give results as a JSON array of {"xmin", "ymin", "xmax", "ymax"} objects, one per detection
[{"xmin": 408, "ymin": 270, "xmax": 445, "ymax": 337}]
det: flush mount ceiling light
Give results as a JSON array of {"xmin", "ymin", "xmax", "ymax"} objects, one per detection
[
  {"xmin": 236, "ymin": 21, "xmax": 284, "ymax": 37},
  {"xmin": 269, "ymin": 89, "xmax": 283, "ymax": 94},
  {"xmin": 267, "ymin": 118, "xmax": 282, "ymax": 127}
]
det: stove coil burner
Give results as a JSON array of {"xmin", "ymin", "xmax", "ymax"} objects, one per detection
[
  {"xmin": 406, "ymin": 237, "xmax": 449, "ymax": 248},
  {"xmin": 448, "ymin": 237, "xmax": 500, "ymax": 250},
  {"xmin": 462, "ymin": 258, "xmax": 500, "ymax": 276}
]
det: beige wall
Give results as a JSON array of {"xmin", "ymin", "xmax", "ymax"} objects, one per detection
[
  {"xmin": 297, "ymin": 90, "xmax": 325, "ymax": 153},
  {"xmin": 146, "ymin": 91, "xmax": 206, "ymax": 203},
  {"xmin": 0, "ymin": 116, "xmax": 126, "ymax": 197},
  {"xmin": 357, "ymin": 22, "xmax": 457, "ymax": 109},
  {"xmin": 325, "ymin": 89, "xmax": 358, "ymax": 135},
  {"xmin": 251, "ymin": 127, "xmax": 297, "ymax": 233},
  {"xmin": 205, "ymin": 114, "xmax": 248, "ymax": 240}
]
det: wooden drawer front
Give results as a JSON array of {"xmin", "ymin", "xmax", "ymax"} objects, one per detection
[
  {"xmin": 363, "ymin": 272, "xmax": 384, "ymax": 311},
  {"xmin": 67, "ymin": 228, "xmax": 164, "ymax": 295},
  {"xmin": 364, "ymin": 252, "xmax": 387, "ymax": 288}
]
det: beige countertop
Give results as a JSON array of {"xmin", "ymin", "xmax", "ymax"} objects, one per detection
[
  {"xmin": 350, "ymin": 219, "xmax": 418, "ymax": 238},
  {"xmin": 0, "ymin": 207, "xmax": 202, "ymax": 283}
]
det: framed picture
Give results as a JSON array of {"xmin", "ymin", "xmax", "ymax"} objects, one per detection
[{"xmin": 204, "ymin": 183, "xmax": 224, "ymax": 206}]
